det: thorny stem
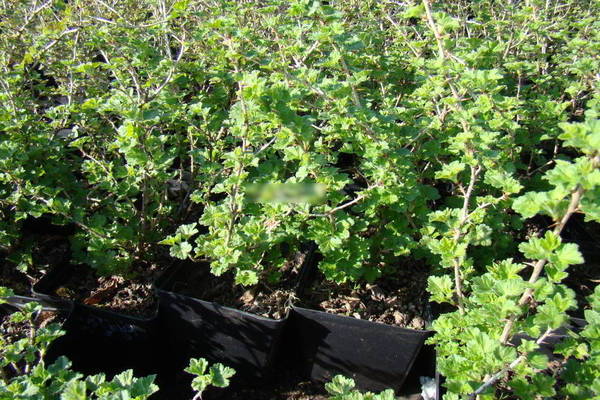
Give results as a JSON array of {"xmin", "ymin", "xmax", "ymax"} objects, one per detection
[
  {"xmin": 41, "ymin": 28, "xmax": 80, "ymax": 54},
  {"xmin": 139, "ymin": 171, "xmax": 148, "ymax": 253},
  {"xmin": 146, "ymin": 36, "xmax": 186, "ymax": 103},
  {"xmin": 470, "ymin": 328, "xmax": 553, "ymax": 399},
  {"xmin": 192, "ymin": 392, "xmax": 203, "ymax": 400},
  {"xmin": 422, "ymin": 0, "xmax": 445, "ymax": 60},
  {"xmin": 500, "ymin": 155, "xmax": 599, "ymax": 344},
  {"xmin": 17, "ymin": 0, "xmax": 53, "ymax": 33},
  {"xmin": 331, "ymin": 42, "xmax": 379, "ymax": 141},
  {"xmin": 0, "ymin": 364, "xmax": 7, "ymax": 383},
  {"xmin": 10, "ymin": 363, "xmax": 19, "ymax": 375},
  {"xmin": 225, "ymin": 79, "xmax": 249, "ymax": 247},
  {"xmin": 499, "ymin": 185, "xmax": 584, "ymax": 343},
  {"xmin": 309, "ymin": 192, "xmax": 368, "ymax": 218},
  {"xmin": 32, "ymin": 196, "xmax": 112, "ymax": 240},
  {"xmin": 23, "ymin": 314, "xmax": 36, "ymax": 374},
  {"xmin": 451, "ymin": 165, "xmax": 482, "ymax": 314}
]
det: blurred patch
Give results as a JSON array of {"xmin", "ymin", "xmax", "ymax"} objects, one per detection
[{"xmin": 245, "ymin": 182, "xmax": 326, "ymax": 205}]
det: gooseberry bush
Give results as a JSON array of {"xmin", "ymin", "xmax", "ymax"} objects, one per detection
[{"xmin": 1, "ymin": 0, "xmax": 600, "ymax": 398}]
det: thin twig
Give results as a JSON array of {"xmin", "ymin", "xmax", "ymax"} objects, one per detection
[
  {"xmin": 309, "ymin": 194, "xmax": 367, "ymax": 217},
  {"xmin": 146, "ymin": 38, "xmax": 186, "ymax": 102},
  {"xmin": 499, "ymin": 184, "xmax": 585, "ymax": 343},
  {"xmin": 254, "ymin": 136, "xmax": 277, "ymax": 156},
  {"xmin": 41, "ymin": 28, "xmax": 80, "ymax": 53},
  {"xmin": 422, "ymin": 0, "xmax": 445, "ymax": 60},
  {"xmin": 470, "ymin": 328, "xmax": 553, "ymax": 399},
  {"xmin": 17, "ymin": 0, "xmax": 53, "ymax": 33}
]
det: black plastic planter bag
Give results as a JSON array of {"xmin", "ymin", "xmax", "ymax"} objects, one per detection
[
  {"xmin": 156, "ymin": 290, "xmax": 286, "ymax": 392},
  {"xmin": 286, "ymin": 306, "xmax": 432, "ymax": 393},
  {"xmin": 44, "ymin": 302, "xmax": 161, "ymax": 379},
  {"xmin": 32, "ymin": 260, "xmax": 438, "ymax": 397}
]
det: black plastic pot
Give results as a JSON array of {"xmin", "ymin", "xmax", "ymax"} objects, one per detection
[
  {"xmin": 155, "ymin": 290, "xmax": 286, "ymax": 397},
  {"xmin": 285, "ymin": 306, "xmax": 433, "ymax": 393},
  {"xmin": 44, "ymin": 302, "xmax": 162, "ymax": 380},
  {"xmin": 32, "ymin": 264, "xmax": 167, "ymax": 394}
]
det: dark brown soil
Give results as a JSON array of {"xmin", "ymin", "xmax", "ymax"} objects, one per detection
[
  {"xmin": 0, "ymin": 308, "xmax": 31, "ymax": 346},
  {"xmin": 299, "ymin": 259, "xmax": 431, "ymax": 329},
  {"xmin": 160, "ymin": 251, "xmax": 432, "ymax": 329},
  {"xmin": 2, "ymin": 215, "xmax": 163, "ymax": 318},
  {"xmin": 563, "ymin": 246, "xmax": 600, "ymax": 317},
  {"xmin": 39, "ymin": 263, "xmax": 159, "ymax": 318}
]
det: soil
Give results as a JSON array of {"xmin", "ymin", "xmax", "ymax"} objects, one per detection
[
  {"xmin": 161, "ymin": 248, "xmax": 432, "ymax": 330},
  {"xmin": 0, "ymin": 225, "xmax": 73, "ymax": 296},
  {"xmin": 299, "ymin": 259, "xmax": 431, "ymax": 330},
  {"xmin": 0, "ymin": 307, "xmax": 31, "ymax": 347},
  {"xmin": 0, "ymin": 215, "xmax": 164, "ymax": 318},
  {"xmin": 38, "ymin": 263, "xmax": 160, "ymax": 318}
]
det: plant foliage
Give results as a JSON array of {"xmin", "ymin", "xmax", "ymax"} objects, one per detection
[
  {"xmin": 1, "ymin": 0, "xmax": 599, "ymax": 398},
  {"xmin": 184, "ymin": 357, "xmax": 235, "ymax": 399}
]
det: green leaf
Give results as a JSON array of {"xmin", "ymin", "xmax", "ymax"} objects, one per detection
[
  {"xmin": 485, "ymin": 170, "xmax": 523, "ymax": 194},
  {"xmin": 527, "ymin": 352, "xmax": 549, "ymax": 370},
  {"xmin": 170, "ymin": 242, "xmax": 192, "ymax": 259},
  {"xmin": 325, "ymin": 375, "xmax": 356, "ymax": 395},
  {"xmin": 235, "ymin": 270, "xmax": 259, "ymax": 286},
  {"xmin": 130, "ymin": 375, "xmax": 159, "ymax": 397},
  {"xmin": 402, "ymin": 4, "xmax": 425, "ymax": 18},
  {"xmin": 60, "ymin": 380, "xmax": 87, "ymax": 400},
  {"xmin": 114, "ymin": 370, "xmax": 134, "ymax": 387},
  {"xmin": 427, "ymin": 276, "xmax": 454, "ymax": 304},
  {"xmin": 185, "ymin": 358, "xmax": 208, "ymax": 376},
  {"xmin": 86, "ymin": 374, "xmax": 106, "ymax": 391},
  {"xmin": 544, "ymin": 160, "xmax": 579, "ymax": 191},
  {"xmin": 519, "ymin": 231, "xmax": 561, "ymax": 260},
  {"xmin": 191, "ymin": 375, "xmax": 211, "ymax": 394},
  {"xmin": 532, "ymin": 374, "xmax": 556, "ymax": 397},
  {"xmin": 435, "ymin": 161, "xmax": 466, "ymax": 183},
  {"xmin": 512, "ymin": 192, "xmax": 546, "ymax": 218},
  {"xmin": 158, "ymin": 234, "xmax": 179, "ymax": 246},
  {"xmin": 0, "ymin": 286, "xmax": 15, "ymax": 304},
  {"xmin": 177, "ymin": 223, "xmax": 199, "ymax": 240},
  {"xmin": 554, "ymin": 243, "xmax": 584, "ymax": 267},
  {"xmin": 209, "ymin": 363, "xmax": 235, "ymax": 388}
]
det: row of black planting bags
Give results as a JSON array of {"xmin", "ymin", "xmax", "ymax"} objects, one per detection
[{"xmin": 27, "ymin": 247, "xmax": 439, "ymax": 400}]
